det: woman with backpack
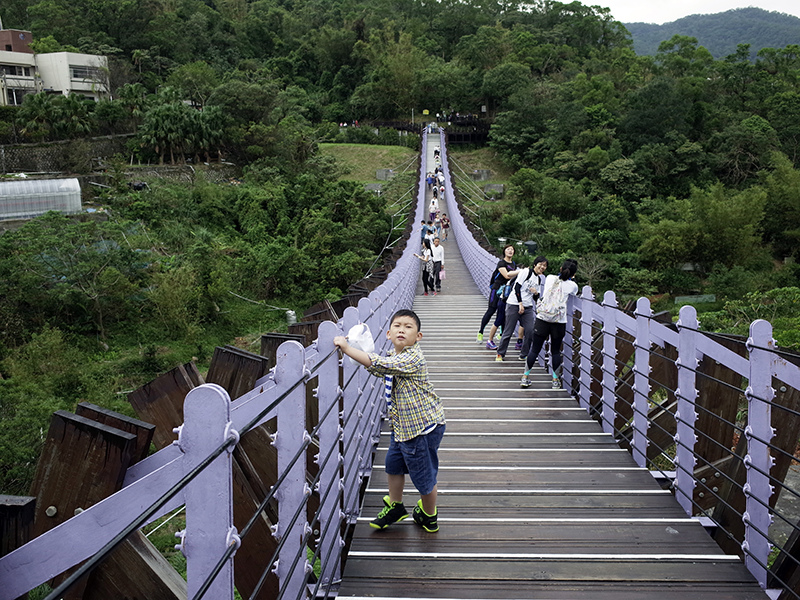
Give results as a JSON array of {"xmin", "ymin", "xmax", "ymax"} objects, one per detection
[
  {"xmin": 494, "ymin": 256, "xmax": 548, "ymax": 361},
  {"xmin": 520, "ymin": 259, "xmax": 578, "ymax": 389},
  {"xmin": 476, "ymin": 244, "xmax": 520, "ymax": 350}
]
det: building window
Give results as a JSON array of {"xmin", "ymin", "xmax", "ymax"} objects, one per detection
[
  {"xmin": 5, "ymin": 45, "xmax": 11, "ymax": 51},
  {"xmin": 70, "ymin": 65, "xmax": 103, "ymax": 80},
  {"xmin": 0, "ymin": 64, "xmax": 30, "ymax": 77},
  {"xmin": 6, "ymin": 89, "xmax": 27, "ymax": 105}
]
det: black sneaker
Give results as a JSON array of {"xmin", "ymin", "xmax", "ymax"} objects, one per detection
[
  {"xmin": 412, "ymin": 500, "xmax": 439, "ymax": 532},
  {"xmin": 370, "ymin": 495, "xmax": 408, "ymax": 529}
]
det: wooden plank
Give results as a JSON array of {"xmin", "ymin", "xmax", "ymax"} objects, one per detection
[
  {"xmin": 75, "ymin": 402, "xmax": 155, "ymax": 464},
  {"xmin": 83, "ymin": 530, "xmax": 186, "ymax": 600},
  {"xmin": 230, "ymin": 459, "xmax": 279, "ymax": 600},
  {"xmin": 385, "ymin": 435, "xmax": 621, "ymax": 451},
  {"xmin": 260, "ymin": 333, "xmax": 306, "ymax": 363},
  {"xmin": 361, "ymin": 491, "xmax": 689, "ymax": 519},
  {"xmin": 367, "ymin": 463, "xmax": 663, "ymax": 489},
  {"xmin": 127, "ymin": 361, "xmax": 204, "ymax": 449},
  {"xmin": 28, "ymin": 411, "xmax": 138, "ymax": 598},
  {"xmin": 374, "ymin": 449, "xmax": 639, "ymax": 468},
  {"xmin": 340, "ymin": 576, "xmax": 766, "ymax": 600},
  {"xmin": 350, "ymin": 521, "xmax": 728, "ymax": 554},
  {"xmin": 441, "ymin": 420, "xmax": 607, "ymax": 434},
  {"xmin": 288, "ymin": 320, "xmax": 325, "ymax": 341},
  {"xmin": 341, "ymin": 557, "xmax": 761, "ymax": 584},
  {"xmin": 206, "ymin": 345, "xmax": 270, "ymax": 401},
  {"xmin": 694, "ymin": 336, "xmax": 746, "ymax": 466},
  {"xmin": 770, "ymin": 515, "xmax": 800, "ymax": 598},
  {"xmin": 0, "ymin": 495, "xmax": 35, "ymax": 557},
  {"xmin": 29, "ymin": 411, "xmax": 137, "ymax": 538}
]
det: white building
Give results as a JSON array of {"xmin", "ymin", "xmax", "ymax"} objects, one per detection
[
  {"xmin": 0, "ymin": 48, "xmax": 36, "ymax": 106},
  {"xmin": 35, "ymin": 52, "xmax": 109, "ymax": 101},
  {"xmin": 0, "ymin": 29, "xmax": 109, "ymax": 106}
]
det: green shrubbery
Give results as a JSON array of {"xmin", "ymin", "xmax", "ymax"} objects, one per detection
[{"xmin": 0, "ymin": 153, "xmax": 396, "ymax": 494}]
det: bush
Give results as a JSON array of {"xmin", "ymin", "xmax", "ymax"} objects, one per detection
[{"xmin": 706, "ymin": 265, "xmax": 764, "ymax": 301}]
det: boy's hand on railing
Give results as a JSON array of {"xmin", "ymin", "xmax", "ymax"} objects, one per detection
[{"xmin": 334, "ymin": 336, "xmax": 373, "ymax": 367}]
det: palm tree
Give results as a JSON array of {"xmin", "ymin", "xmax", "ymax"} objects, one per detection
[{"xmin": 17, "ymin": 93, "xmax": 56, "ymax": 141}]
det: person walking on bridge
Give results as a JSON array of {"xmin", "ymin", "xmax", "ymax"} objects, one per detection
[
  {"xmin": 495, "ymin": 256, "xmax": 548, "ymax": 361},
  {"xmin": 476, "ymin": 244, "xmax": 520, "ymax": 349},
  {"xmin": 431, "ymin": 237, "xmax": 444, "ymax": 294},
  {"xmin": 414, "ymin": 238, "xmax": 435, "ymax": 296},
  {"xmin": 521, "ymin": 259, "xmax": 578, "ymax": 390}
]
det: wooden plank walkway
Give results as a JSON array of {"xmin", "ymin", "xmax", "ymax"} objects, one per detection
[{"xmin": 337, "ymin": 139, "xmax": 767, "ymax": 599}]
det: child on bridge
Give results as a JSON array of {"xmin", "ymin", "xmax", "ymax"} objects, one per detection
[{"xmin": 334, "ymin": 310, "xmax": 445, "ymax": 532}]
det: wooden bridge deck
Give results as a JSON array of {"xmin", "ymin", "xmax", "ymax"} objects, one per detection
[{"xmin": 337, "ymin": 150, "xmax": 767, "ymax": 599}]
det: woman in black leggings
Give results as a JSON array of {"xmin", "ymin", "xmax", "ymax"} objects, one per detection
[
  {"xmin": 521, "ymin": 259, "xmax": 579, "ymax": 389},
  {"xmin": 476, "ymin": 244, "xmax": 520, "ymax": 350},
  {"xmin": 414, "ymin": 238, "xmax": 435, "ymax": 295}
]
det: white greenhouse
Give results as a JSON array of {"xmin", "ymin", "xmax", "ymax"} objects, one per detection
[{"xmin": 0, "ymin": 178, "xmax": 82, "ymax": 220}]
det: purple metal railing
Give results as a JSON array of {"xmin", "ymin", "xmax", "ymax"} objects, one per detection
[
  {"xmin": 562, "ymin": 289, "xmax": 800, "ymax": 594},
  {"xmin": 0, "ymin": 134, "xmax": 431, "ymax": 600},
  {"xmin": 437, "ymin": 131, "xmax": 495, "ymax": 299}
]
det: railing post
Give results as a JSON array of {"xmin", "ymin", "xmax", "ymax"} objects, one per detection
[
  {"xmin": 274, "ymin": 340, "xmax": 310, "ymax": 599},
  {"xmin": 578, "ymin": 286, "xmax": 594, "ymax": 413},
  {"xmin": 632, "ymin": 297, "xmax": 652, "ymax": 468},
  {"xmin": 341, "ymin": 306, "xmax": 361, "ymax": 523},
  {"xmin": 358, "ymin": 297, "xmax": 378, "ymax": 476},
  {"xmin": 744, "ymin": 319, "xmax": 776, "ymax": 587},
  {"xmin": 563, "ymin": 293, "xmax": 576, "ymax": 393},
  {"xmin": 601, "ymin": 291, "xmax": 618, "ymax": 436},
  {"xmin": 675, "ymin": 305, "xmax": 699, "ymax": 515},
  {"xmin": 314, "ymin": 321, "xmax": 345, "ymax": 593},
  {"xmin": 181, "ymin": 383, "xmax": 235, "ymax": 600}
]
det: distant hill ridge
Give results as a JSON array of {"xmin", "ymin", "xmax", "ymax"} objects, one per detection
[{"xmin": 625, "ymin": 7, "xmax": 800, "ymax": 58}]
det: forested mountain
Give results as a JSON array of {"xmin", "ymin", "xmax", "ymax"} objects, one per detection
[{"xmin": 626, "ymin": 7, "xmax": 800, "ymax": 58}]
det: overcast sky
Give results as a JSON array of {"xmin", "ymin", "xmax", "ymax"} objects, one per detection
[{"xmin": 596, "ymin": 0, "xmax": 800, "ymax": 24}]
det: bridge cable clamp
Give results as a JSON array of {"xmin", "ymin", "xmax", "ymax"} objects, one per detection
[
  {"xmin": 223, "ymin": 422, "xmax": 240, "ymax": 452},
  {"xmin": 172, "ymin": 424, "xmax": 184, "ymax": 449},
  {"xmin": 226, "ymin": 527, "xmax": 242, "ymax": 556},
  {"xmin": 174, "ymin": 529, "xmax": 187, "ymax": 556}
]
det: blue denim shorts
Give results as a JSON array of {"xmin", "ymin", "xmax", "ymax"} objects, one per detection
[{"xmin": 385, "ymin": 424, "xmax": 445, "ymax": 496}]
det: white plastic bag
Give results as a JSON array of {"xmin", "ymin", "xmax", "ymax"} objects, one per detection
[{"xmin": 346, "ymin": 323, "xmax": 374, "ymax": 364}]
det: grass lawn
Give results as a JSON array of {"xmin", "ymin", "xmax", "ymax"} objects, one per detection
[
  {"xmin": 318, "ymin": 143, "xmax": 417, "ymax": 183},
  {"xmin": 446, "ymin": 146, "xmax": 515, "ymax": 185}
]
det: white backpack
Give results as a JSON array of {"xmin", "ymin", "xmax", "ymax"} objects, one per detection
[{"xmin": 537, "ymin": 278, "xmax": 567, "ymax": 323}]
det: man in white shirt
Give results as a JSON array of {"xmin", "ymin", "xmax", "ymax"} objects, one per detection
[{"xmin": 431, "ymin": 237, "xmax": 445, "ymax": 294}]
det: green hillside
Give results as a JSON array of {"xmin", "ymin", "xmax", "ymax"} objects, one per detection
[{"xmin": 625, "ymin": 7, "xmax": 800, "ymax": 58}]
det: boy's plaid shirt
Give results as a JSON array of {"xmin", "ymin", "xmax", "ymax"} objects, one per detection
[{"xmin": 366, "ymin": 343, "xmax": 444, "ymax": 442}]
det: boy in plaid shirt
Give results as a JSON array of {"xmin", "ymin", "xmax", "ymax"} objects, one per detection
[{"xmin": 334, "ymin": 309, "xmax": 445, "ymax": 532}]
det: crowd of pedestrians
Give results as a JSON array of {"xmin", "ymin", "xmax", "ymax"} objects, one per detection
[
  {"xmin": 417, "ymin": 142, "xmax": 451, "ymax": 296},
  {"xmin": 421, "ymin": 138, "xmax": 579, "ymax": 389},
  {"xmin": 476, "ymin": 248, "xmax": 578, "ymax": 389}
]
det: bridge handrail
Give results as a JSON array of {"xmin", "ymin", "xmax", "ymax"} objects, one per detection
[
  {"xmin": 0, "ymin": 133, "xmax": 432, "ymax": 600},
  {"xmin": 567, "ymin": 287, "xmax": 799, "ymax": 592},
  {"xmin": 437, "ymin": 131, "xmax": 496, "ymax": 300},
  {"xmin": 443, "ymin": 188, "xmax": 800, "ymax": 595}
]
